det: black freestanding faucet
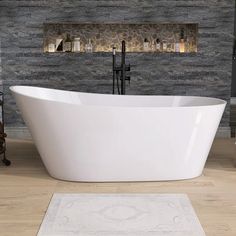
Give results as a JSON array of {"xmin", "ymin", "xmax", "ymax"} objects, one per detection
[{"xmin": 112, "ymin": 40, "xmax": 130, "ymax": 95}]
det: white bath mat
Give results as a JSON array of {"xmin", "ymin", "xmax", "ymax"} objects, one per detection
[{"xmin": 37, "ymin": 194, "xmax": 205, "ymax": 236}]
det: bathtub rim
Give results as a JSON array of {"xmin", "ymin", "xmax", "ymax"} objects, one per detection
[{"xmin": 10, "ymin": 85, "xmax": 227, "ymax": 109}]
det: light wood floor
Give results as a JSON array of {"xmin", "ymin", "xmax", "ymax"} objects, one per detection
[{"xmin": 0, "ymin": 138, "xmax": 236, "ymax": 236}]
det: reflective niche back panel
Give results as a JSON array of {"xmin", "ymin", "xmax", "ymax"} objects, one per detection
[{"xmin": 43, "ymin": 23, "xmax": 198, "ymax": 53}]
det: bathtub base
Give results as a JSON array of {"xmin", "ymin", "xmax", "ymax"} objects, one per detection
[
  {"xmin": 49, "ymin": 172, "xmax": 204, "ymax": 182},
  {"xmin": 44, "ymin": 153, "xmax": 206, "ymax": 182}
]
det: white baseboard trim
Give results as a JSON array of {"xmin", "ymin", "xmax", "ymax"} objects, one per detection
[
  {"xmin": 231, "ymin": 97, "xmax": 236, "ymax": 105},
  {"xmin": 216, "ymin": 127, "xmax": 231, "ymax": 138},
  {"xmin": 5, "ymin": 126, "xmax": 231, "ymax": 140},
  {"xmin": 5, "ymin": 127, "xmax": 32, "ymax": 140}
]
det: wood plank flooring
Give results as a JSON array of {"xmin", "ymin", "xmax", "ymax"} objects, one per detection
[{"xmin": 0, "ymin": 138, "xmax": 236, "ymax": 236}]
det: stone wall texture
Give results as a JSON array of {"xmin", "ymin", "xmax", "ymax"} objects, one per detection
[{"xmin": 0, "ymin": 0, "xmax": 234, "ymax": 127}]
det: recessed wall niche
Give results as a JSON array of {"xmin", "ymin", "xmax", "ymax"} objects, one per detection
[{"xmin": 43, "ymin": 23, "xmax": 198, "ymax": 53}]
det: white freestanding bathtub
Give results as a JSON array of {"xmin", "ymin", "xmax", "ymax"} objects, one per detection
[{"xmin": 10, "ymin": 86, "xmax": 226, "ymax": 182}]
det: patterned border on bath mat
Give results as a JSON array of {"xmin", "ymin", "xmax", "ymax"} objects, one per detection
[{"xmin": 38, "ymin": 193, "xmax": 205, "ymax": 236}]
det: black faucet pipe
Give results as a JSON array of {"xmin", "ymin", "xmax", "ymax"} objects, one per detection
[
  {"xmin": 112, "ymin": 47, "xmax": 116, "ymax": 94},
  {"xmin": 121, "ymin": 40, "xmax": 126, "ymax": 95}
]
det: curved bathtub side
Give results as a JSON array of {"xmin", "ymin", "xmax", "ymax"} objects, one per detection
[
  {"xmin": 11, "ymin": 88, "xmax": 225, "ymax": 182},
  {"xmin": 11, "ymin": 90, "xmax": 83, "ymax": 179}
]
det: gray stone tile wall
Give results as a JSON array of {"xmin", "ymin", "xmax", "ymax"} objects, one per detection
[{"xmin": 0, "ymin": 0, "xmax": 234, "ymax": 127}]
